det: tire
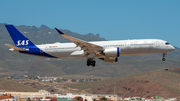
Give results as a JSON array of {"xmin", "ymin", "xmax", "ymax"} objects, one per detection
[
  {"xmin": 162, "ymin": 58, "xmax": 166, "ymax": 61},
  {"xmin": 92, "ymin": 61, "xmax": 96, "ymax": 67},
  {"xmin": 87, "ymin": 60, "xmax": 90, "ymax": 66}
]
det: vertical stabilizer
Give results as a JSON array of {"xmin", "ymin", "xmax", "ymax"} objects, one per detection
[{"xmin": 5, "ymin": 25, "xmax": 35, "ymax": 47}]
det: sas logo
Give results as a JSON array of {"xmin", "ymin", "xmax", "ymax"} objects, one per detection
[{"xmin": 16, "ymin": 40, "xmax": 29, "ymax": 46}]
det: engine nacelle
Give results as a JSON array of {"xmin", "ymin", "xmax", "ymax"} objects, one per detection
[
  {"xmin": 103, "ymin": 47, "xmax": 120, "ymax": 57},
  {"xmin": 99, "ymin": 57, "xmax": 118, "ymax": 63}
]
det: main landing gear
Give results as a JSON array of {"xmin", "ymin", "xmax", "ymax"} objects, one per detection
[
  {"xmin": 162, "ymin": 53, "xmax": 166, "ymax": 61},
  {"xmin": 87, "ymin": 58, "xmax": 96, "ymax": 67}
]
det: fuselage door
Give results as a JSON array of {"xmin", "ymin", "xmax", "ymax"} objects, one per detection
[
  {"xmin": 125, "ymin": 42, "xmax": 130, "ymax": 48},
  {"xmin": 156, "ymin": 41, "xmax": 160, "ymax": 47}
]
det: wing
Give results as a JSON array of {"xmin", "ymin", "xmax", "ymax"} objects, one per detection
[{"xmin": 55, "ymin": 28, "xmax": 104, "ymax": 58}]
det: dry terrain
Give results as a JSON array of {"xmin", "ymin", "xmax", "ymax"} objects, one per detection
[
  {"xmin": 1, "ymin": 67, "xmax": 180, "ymax": 99},
  {"xmin": 0, "ymin": 78, "xmax": 38, "ymax": 92},
  {"xmin": 66, "ymin": 67, "xmax": 180, "ymax": 99}
]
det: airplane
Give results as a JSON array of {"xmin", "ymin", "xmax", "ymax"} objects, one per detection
[{"xmin": 5, "ymin": 24, "xmax": 175, "ymax": 67}]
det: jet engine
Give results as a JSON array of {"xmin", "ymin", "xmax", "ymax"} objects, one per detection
[
  {"xmin": 103, "ymin": 47, "xmax": 120, "ymax": 57},
  {"xmin": 99, "ymin": 47, "xmax": 120, "ymax": 63}
]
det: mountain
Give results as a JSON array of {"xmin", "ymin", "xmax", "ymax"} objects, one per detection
[
  {"xmin": 66, "ymin": 67, "xmax": 180, "ymax": 99},
  {"xmin": 0, "ymin": 23, "xmax": 180, "ymax": 78},
  {"xmin": 39, "ymin": 25, "xmax": 50, "ymax": 30}
]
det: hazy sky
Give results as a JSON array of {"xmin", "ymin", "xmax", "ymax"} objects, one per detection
[{"xmin": 1, "ymin": 0, "xmax": 180, "ymax": 47}]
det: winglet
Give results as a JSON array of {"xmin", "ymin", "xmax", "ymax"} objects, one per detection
[{"xmin": 55, "ymin": 28, "xmax": 64, "ymax": 35}]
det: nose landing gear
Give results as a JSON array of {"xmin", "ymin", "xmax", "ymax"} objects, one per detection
[
  {"xmin": 87, "ymin": 58, "xmax": 96, "ymax": 67},
  {"xmin": 162, "ymin": 54, "xmax": 166, "ymax": 61}
]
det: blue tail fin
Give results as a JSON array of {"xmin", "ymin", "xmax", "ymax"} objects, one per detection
[{"xmin": 5, "ymin": 25, "xmax": 35, "ymax": 47}]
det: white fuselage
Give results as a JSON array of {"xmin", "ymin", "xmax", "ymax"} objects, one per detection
[
  {"xmin": 36, "ymin": 39, "xmax": 175, "ymax": 58},
  {"xmin": 5, "ymin": 25, "xmax": 175, "ymax": 66}
]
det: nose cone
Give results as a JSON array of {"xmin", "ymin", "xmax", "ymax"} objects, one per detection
[{"xmin": 171, "ymin": 46, "xmax": 175, "ymax": 51}]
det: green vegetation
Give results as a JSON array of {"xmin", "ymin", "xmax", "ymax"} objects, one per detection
[{"xmin": 100, "ymin": 97, "xmax": 107, "ymax": 101}]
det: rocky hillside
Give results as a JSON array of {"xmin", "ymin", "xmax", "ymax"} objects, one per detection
[{"xmin": 66, "ymin": 67, "xmax": 180, "ymax": 98}]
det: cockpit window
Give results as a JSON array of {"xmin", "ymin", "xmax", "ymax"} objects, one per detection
[{"xmin": 165, "ymin": 42, "xmax": 170, "ymax": 45}]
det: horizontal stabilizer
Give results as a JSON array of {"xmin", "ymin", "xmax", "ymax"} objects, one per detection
[{"xmin": 5, "ymin": 44, "xmax": 28, "ymax": 51}]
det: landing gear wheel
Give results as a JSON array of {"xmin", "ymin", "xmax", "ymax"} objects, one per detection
[
  {"xmin": 87, "ymin": 58, "xmax": 96, "ymax": 67},
  {"xmin": 92, "ymin": 61, "xmax": 96, "ymax": 67},
  {"xmin": 162, "ymin": 54, "xmax": 166, "ymax": 61},
  {"xmin": 162, "ymin": 58, "xmax": 166, "ymax": 61},
  {"xmin": 87, "ymin": 60, "xmax": 90, "ymax": 66}
]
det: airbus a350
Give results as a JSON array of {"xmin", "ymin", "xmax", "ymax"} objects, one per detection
[{"xmin": 5, "ymin": 25, "xmax": 175, "ymax": 67}]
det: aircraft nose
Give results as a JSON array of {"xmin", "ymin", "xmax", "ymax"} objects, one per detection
[{"xmin": 171, "ymin": 46, "xmax": 175, "ymax": 51}]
